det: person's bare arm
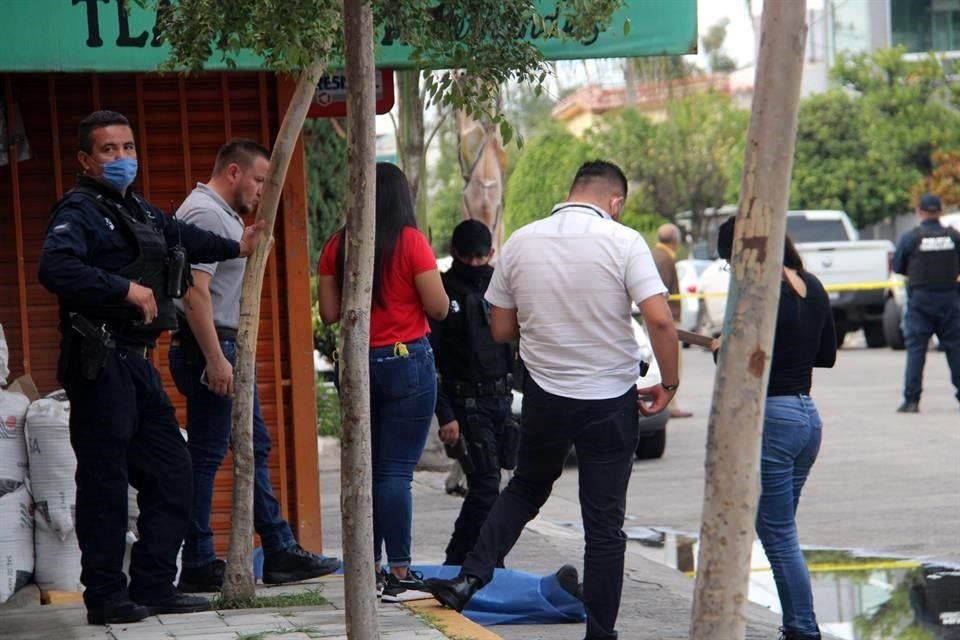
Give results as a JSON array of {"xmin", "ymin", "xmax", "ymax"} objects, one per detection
[
  {"xmin": 317, "ymin": 274, "xmax": 341, "ymax": 325},
  {"xmin": 490, "ymin": 305, "xmax": 520, "ymax": 343},
  {"xmin": 635, "ymin": 294, "xmax": 679, "ymax": 416},
  {"xmin": 414, "ymin": 269, "xmax": 449, "ymax": 320},
  {"xmin": 181, "ymin": 270, "xmax": 233, "ymax": 397}
]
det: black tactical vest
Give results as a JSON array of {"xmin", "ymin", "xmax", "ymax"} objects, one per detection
[
  {"xmin": 53, "ymin": 187, "xmax": 178, "ymax": 334},
  {"xmin": 436, "ymin": 266, "xmax": 512, "ymax": 382},
  {"xmin": 906, "ymin": 224, "xmax": 960, "ymax": 289}
]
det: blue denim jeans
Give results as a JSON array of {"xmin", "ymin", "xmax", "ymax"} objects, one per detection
[
  {"xmin": 169, "ymin": 340, "xmax": 295, "ymax": 569},
  {"xmin": 757, "ymin": 395, "xmax": 823, "ymax": 636},
  {"xmin": 367, "ymin": 337, "xmax": 437, "ymax": 569}
]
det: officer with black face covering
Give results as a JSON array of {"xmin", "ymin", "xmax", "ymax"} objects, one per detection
[
  {"xmin": 38, "ymin": 110, "xmax": 264, "ymax": 626},
  {"xmin": 430, "ymin": 219, "xmax": 519, "ymax": 566}
]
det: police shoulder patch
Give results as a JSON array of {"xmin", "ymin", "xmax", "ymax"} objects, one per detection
[{"xmin": 53, "ymin": 222, "xmax": 70, "ymax": 233}]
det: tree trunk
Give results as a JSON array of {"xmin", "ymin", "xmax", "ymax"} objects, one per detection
[
  {"xmin": 397, "ymin": 70, "xmax": 428, "ymax": 232},
  {"xmin": 223, "ymin": 59, "xmax": 328, "ymax": 604},
  {"xmin": 689, "ymin": 3, "xmax": 806, "ymax": 639},
  {"xmin": 623, "ymin": 58, "xmax": 637, "ymax": 106},
  {"xmin": 341, "ymin": 0, "xmax": 379, "ymax": 637}
]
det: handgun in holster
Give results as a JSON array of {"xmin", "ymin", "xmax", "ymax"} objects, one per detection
[
  {"xmin": 444, "ymin": 434, "xmax": 476, "ymax": 475},
  {"xmin": 69, "ymin": 313, "xmax": 114, "ymax": 381}
]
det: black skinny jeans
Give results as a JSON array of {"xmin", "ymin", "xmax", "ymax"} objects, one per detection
[{"xmin": 461, "ymin": 377, "xmax": 639, "ymax": 640}]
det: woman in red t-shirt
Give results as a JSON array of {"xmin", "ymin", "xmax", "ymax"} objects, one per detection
[{"xmin": 317, "ymin": 163, "xmax": 448, "ymax": 600}]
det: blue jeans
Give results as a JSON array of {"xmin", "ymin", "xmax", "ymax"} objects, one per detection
[
  {"xmin": 757, "ymin": 395, "xmax": 823, "ymax": 636},
  {"xmin": 902, "ymin": 288, "xmax": 960, "ymax": 404},
  {"xmin": 169, "ymin": 340, "xmax": 295, "ymax": 569},
  {"xmin": 366, "ymin": 337, "xmax": 437, "ymax": 569}
]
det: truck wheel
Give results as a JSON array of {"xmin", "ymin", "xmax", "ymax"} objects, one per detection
[
  {"xmin": 883, "ymin": 297, "xmax": 905, "ymax": 350},
  {"xmin": 863, "ymin": 320, "xmax": 887, "ymax": 348}
]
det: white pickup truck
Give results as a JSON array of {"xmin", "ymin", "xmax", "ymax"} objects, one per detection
[{"xmin": 696, "ymin": 210, "xmax": 895, "ymax": 347}]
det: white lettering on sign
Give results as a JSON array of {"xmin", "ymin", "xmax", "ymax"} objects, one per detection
[
  {"xmin": 313, "ymin": 73, "xmax": 384, "ymax": 107},
  {"xmin": 919, "ymin": 236, "xmax": 957, "ymax": 252}
]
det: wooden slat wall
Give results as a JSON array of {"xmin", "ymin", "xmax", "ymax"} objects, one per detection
[{"xmin": 0, "ymin": 72, "xmax": 321, "ymax": 555}]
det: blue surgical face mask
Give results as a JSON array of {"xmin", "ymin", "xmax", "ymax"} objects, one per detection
[{"xmin": 92, "ymin": 156, "xmax": 138, "ymax": 192}]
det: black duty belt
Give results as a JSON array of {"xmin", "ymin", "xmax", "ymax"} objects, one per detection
[
  {"xmin": 442, "ymin": 374, "xmax": 513, "ymax": 398},
  {"xmin": 115, "ymin": 341, "xmax": 151, "ymax": 359}
]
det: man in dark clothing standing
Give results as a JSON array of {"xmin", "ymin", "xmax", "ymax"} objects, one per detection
[
  {"xmin": 651, "ymin": 223, "xmax": 691, "ymax": 419},
  {"xmin": 38, "ymin": 110, "xmax": 264, "ymax": 625},
  {"xmin": 430, "ymin": 219, "xmax": 518, "ymax": 566},
  {"xmin": 892, "ymin": 193, "xmax": 960, "ymax": 413}
]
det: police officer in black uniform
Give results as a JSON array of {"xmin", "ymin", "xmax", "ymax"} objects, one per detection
[
  {"xmin": 430, "ymin": 220, "xmax": 519, "ymax": 566},
  {"xmin": 38, "ymin": 111, "xmax": 264, "ymax": 625},
  {"xmin": 892, "ymin": 193, "xmax": 960, "ymax": 413}
]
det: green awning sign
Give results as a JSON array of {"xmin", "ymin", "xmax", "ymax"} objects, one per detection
[{"xmin": 1, "ymin": 0, "xmax": 696, "ymax": 72}]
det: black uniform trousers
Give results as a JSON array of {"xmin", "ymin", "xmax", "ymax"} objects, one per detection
[
  {"xmin": 460, "ymin": 377, "xmax": 639, "ymax": 640},
  {"xmin": 903, "ymin": 288, "xmax": 960, "ymax": 403},
  {"xmin": 444, "ymin": 394, "xmax": 512, "ymax": 566},
  {"xmin": 62, "ymin": 344, "xmax": 192, "ymax": 608}
]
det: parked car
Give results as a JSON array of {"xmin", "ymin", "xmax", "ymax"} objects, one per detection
[
  {"xmin": 675, "ymin": 258, "xmax": 713, "ymax": 340},
  {"xmin": 510, "ymin": 315, "xmax": 670, "ymax": 461},
  {"xmin": 883, "ymin": 212, "xmax": 960, "ymax": 350},
  {"xmin": 696, "ymin": 210, "xmax": 896, "ymax": 347}
]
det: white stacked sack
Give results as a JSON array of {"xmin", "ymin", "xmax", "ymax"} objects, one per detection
[
  {"xmin": 0, "ymin": 323, "xmax": 33, "ymax": 602},
  {"xmin": 0, "ymin": 484, "xmax": 33, "ymax": 602},
  {"xmin": 26, "ymin": 391, "xmax": 82, "ymax": 591}
]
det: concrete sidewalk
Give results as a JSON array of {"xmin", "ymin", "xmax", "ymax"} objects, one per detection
[
  {"xmin": 318, "ymin": 439, "xmax": 790, "ymax": 640},
  {"xmin": 1, "ymin": 438, "xmax": 788, "ymax": 640},
  {"xmin": 0, "ymin": 572, "xmax": 496, "ymax": 640}
]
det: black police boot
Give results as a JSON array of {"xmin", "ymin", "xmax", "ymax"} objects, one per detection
[
  {"xmin": 178, "ymin": 558, "xmax": 225, "ymax": 593},
  {"xmin": 138, "ymin": 593, "xmax": 211, "ymax": 616},
  {"xmin": 262, "ymin": 544, "xmax": 341, "ymax": 585},
  {"xmin": 425, "ymin": 574, "xmax": 483, "ymax": 612},
  {"xmin": 896, "ymin": 401, "xmax": 919, "ymax": 413},
  {"xmin": 86, "ymin": 600, "xmax": 151, "ymax": 625}
]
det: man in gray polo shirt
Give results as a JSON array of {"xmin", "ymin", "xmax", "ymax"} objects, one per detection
[{"xmin": 169, "ymin": 139, "xmax": 340, "ymax": 592}]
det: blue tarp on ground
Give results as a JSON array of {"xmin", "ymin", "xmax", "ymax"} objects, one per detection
[{"xmin": 413, "ymin": 564, "xmax": 585, "ymax": 627}]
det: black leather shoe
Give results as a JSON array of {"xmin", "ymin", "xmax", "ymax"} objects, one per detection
[
  {"xmin": 138, "ymin": 593, "xmax": 211, "ymax": 615},
  {"xmin": 555, "ymin": 564, "xmax": 582, "ymax": 600},
  {"xmin": 263, "ymin": 544, "xmax": 341, "ymax": 585},
  {"xmin": 425, "ymin": 574, "xmax": 483, "ymax": 612},
  {"xmin": 178, "ymin": 558, "xmax": 225, "ymax": 593},
  {"xmin": 86, "ymin": 600, "xmax": 151, "ymax": 625},
  {"xmin": 896, "ymin": 401, "xmax": 919, "ymax": 413}
]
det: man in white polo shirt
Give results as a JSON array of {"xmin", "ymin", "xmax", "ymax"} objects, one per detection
[{"xmin": 426, "ymin": 160, "xmax": 679, "ymax": 640}]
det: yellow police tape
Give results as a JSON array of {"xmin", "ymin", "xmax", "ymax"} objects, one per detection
[
  {"xmin": 682, "ymin": 558, "xmax": 921, "ymax": 577},
  {"xmin": 668, "ymin": 280, "xmax": 900, "ymax": 301}
]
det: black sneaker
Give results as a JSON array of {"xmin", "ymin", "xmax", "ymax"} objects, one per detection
[
  {"xmin": 178, "ymin": 559, "xmax": 225, "ymax": 593},
  {"xmin": 381, "ymin": 569, "xmax": 427, "ymax": 602},
  {"xmin": 896, "ymin": 401, "xmax": 919, "ymax": 413},
  {"xmin": 262, "ymin": 544, "xmax": 341, "ymax": 585},
  {"xmin": 376, "ymin": 568, "xmax": 387, "ymax": 598}
]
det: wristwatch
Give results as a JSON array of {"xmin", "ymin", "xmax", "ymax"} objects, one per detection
[{"xmin": 661, "ymin": 382, "xmax": 679, "ymax": 392}]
